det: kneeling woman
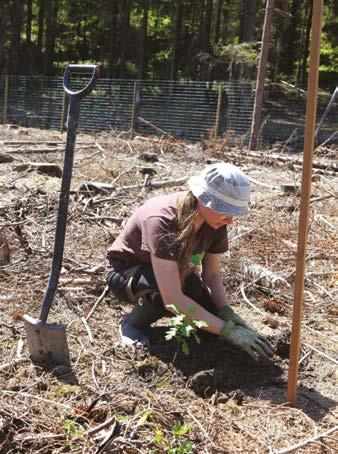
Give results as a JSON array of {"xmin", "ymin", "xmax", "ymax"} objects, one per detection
[{"xmin": 105, "ymin": 163, "xmax": 273, "ymax": 361}]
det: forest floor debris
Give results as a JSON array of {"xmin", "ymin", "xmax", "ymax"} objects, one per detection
[{"xmin": 0, "ymin": 125, "xmax": 337, "ymax": 453}]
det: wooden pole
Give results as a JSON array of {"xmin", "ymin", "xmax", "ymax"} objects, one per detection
[
  {"xmin": 249, "ymin": 0, "xmax": 274, "ymax": 150},
  {"xmin": 286, "ymin": 0, "xmax": 323, "ymax": 405},
  {"xmin": 130, "ymin": 80, "xmax": 139, "ymax": 139},
  {"xmin": 3, "ymin": 75, "xmax": 9, "ymax": 124},
  {"xmin": 214, "ymin": 84, "xmax": 222, "ymax": 138}
]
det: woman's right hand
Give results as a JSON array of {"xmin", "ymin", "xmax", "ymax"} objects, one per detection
[
  {"xmin": 218, "ymin": 305, "xmax": 249, "ymax": 329},
  {"xmin": 220, "ymin": 320, "xmax": 274, "ymax": 361}
]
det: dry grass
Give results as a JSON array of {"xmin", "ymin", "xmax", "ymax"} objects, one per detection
[{"xmin": 0, "ymin": 125, "xmax": 337, "ymax": 453}]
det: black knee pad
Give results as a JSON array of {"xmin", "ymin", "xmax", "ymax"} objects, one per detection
[{"xmin": 106, "ymin": 271, "xmax": 128, "ymax": 302}]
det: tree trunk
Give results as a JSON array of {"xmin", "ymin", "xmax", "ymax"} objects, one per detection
[
  {"xmin": 238, "ymin": 0, "xmax": 259, "ymax": 43},
  {"xmin": 270, "ymin": 0, "xmax": 288, "ymax": 83},
  {"xmin": 26, "ymin": 0, "xmax": 32, "ymax": 43},
  {"xmin": 280, "ymin": 0, "xmax": 302, "ymax": 77},
  {"xmin": 200, "ymin": 0, "xmax": 212, "ymax": 80},
  {"xmin": 119, "ymin": 0, "xmax": 131, "ymax": 77},
  {"xmin": 37, "ymin": 0, "xmax": 46, "ymax": 72},
  {"xmin": 170, "ymin": 1, "xmax": 183, "ymax": 81},
  {"xmin": 107, "ymin": 0, "xmax": 119, "ymax": 78},
  {"xmin": 210, "ymin": 0, "xmax": 223, "ymax": 80},
  {"xmin": 9, "ymin": 0, "xmax": 23, "ymax": 74},
  {"xmin": 137, "ymin": 0, "xmax": 150, "ymax": 80},
  {"xmin": 249, "ymin": 0, "xmax": 275, "ymax": 150},
  {"xmin": 0, "ymin": 1, "xmax": 7, "ymax": 73},
  {"xmin": 25, "ymin": 0, "xmax": 33, "ymax": 73},
  {"xmin": 214, "ymin": 0, "xmax": 223, "ymax": 44},
  {"xmin": 44, "ymin": 0, "xmax": 58, "ymax": 75},
  {"xmin": 298, "ymin": 0, "xmax": 313, "ymax": 87}
]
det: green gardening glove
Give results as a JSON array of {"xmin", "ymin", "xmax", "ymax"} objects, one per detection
[
  {"xmin": 218, "ymin": 305, "xmax": 249, "ymax": 329},
  {"xmin": 220, "ymin": 320, "xmax": 275, "ymax": 361}
]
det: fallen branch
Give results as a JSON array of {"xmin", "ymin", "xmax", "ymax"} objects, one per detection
[
  {"xmin": 91, "ymin": 177, "xmax": 188, "ymax": 206},
  {"xmin": 187, "ymin": 410, "xmax": 222, "ymax": 450},
  {"xmin": 87, "ymin": 215, "xmax": 124, "ymax": 224},
  {"xmin": 281, "ymin": 80, "xmax": 306, "ymax": 93},
  {"xmin": 138, "ymin": 116, "xmax": 176, "ymax": 140},
  {"xmin": 310, "ymin": 193, "xmax": 336, "ymax": 205},
  {"xmin": 81, "ymin": 317, "xmax": 94, "ymax": 343},
  {"xmin": 93, "ymin": 419, "xmax": 119, "ymax": 454},
  {"xmin": 315, "ymin": 131, "xmax": 337, "ymax": 149},
  {"xmin": 248, "ymin": 176, "xmax": 279, "ymax": 189},
  {"xmin": 0, "ymin": 357, "xmax": 29, "ymax": 372},
  {"xmin": 315, "ymin": 87, "xmax": 338, "ymax": 139},
  {"xmin": 224, "ymin": 149, "xmax": 337, "ymax": 173},
  {"xmin": 14, "ymin": 433, "xmax": 66, "ymax": 443},
  {"xmin": 275, "ymin": 425, "xmax": 338, "ymax": 454},
  {"xmin": 240, "ymin": 284, "xmax": 266, "ymax": 316},
  {"xmin": 86, "ymin": 285, "xmax": 110, "ymax": 321},
  {"xmin": 303, "ymin": 343, "xmax": 338, "ymax": 366},
  {"xmin": 2, "ymin": 390, "xmax": 72, "ymax": 410}
]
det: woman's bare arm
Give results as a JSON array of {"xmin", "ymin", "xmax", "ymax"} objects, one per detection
[
  {"xmin": 151, "ymin": 254, "xmax": 224, "ymax": 335},
  {"xmin": 201, "ymin": 253, "xmax": 230, "ymax": 309}
]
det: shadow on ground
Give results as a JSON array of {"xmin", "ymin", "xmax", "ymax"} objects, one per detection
[{"xmin": 148, "ymin": 326, "xmax": 336, "ymax": 422}]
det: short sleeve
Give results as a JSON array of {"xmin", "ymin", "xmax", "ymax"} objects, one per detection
[
  {"xmin": 141, "ymin": 216, "xmax": 179, "ymax": 261},
  {"xmin": 207, "ymin": 226, "xmax": 228, "ymax": 254}
]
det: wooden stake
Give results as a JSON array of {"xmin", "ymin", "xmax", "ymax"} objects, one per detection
[
  {"xmin": 214, "ymin": 84, "xmax": 222, "ymax": 138},
  {"xmin": 287, "ymin": 0, "xmax": 323, "ymax": 405},
  {"xmin": 130, "ymin": 80, "xmax": 139, "ymax": 139},
  {"xmin": 249, "ymin": 0, "xmax": 274, "ymax": 150},
  {"xmin": 3, "ymin": 75, "xmax": 9, "ymax": 124}
]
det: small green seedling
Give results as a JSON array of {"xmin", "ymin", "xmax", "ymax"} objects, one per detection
[
  {"xmin": 169, "ymin": 422, "xmax": 194, "ymax": 454},
  {"xmin": 172, "ymin": 422, "xmax": 192, "ymax": 437},
  {"xmin": 63, "ymin": 419, "xmax": 84, "ymax": 439},
  {"xmin": 137, "ymin": 408, "xmax": 153, "ymax": 427},
  {"xmin": 168, "ymin": 439, "xmax": 195, "ymax": 454},
  {"xmin": 165, "ymin": 305, "xmax": 207, "ymax": 362},
  {"xmin": 151, "ymin": 421, "xmax": 194, "ymax": 454}
]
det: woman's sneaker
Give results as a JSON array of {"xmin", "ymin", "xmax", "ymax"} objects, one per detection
[{"xmin": 119, "ymin": 314, "xmax": 150, "ymax": 348}]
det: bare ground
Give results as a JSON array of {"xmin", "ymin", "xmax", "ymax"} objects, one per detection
[{"xmin": 0, "ymin": 125, "xmax": 337, "ymax": 453}]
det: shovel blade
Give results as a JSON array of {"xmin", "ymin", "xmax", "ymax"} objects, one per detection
[{"xmin": 23, "ymin": 314, "xmax": 70, "ymax": 366}]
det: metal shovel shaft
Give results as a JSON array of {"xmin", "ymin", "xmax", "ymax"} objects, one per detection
[{"xmin": 39, "ymin": 96, "xmax": 80, "ymax": 323}]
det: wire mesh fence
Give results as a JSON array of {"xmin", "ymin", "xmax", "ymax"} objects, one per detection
[{"xmin": 0, "ymin": 75, "xmax": 337, "ymax": 145}]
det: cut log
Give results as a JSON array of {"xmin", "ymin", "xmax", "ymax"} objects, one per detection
[
  {"xmin": 0, "ymin": 153, "xmax": 15, "ymax": 163},
  {"xmin": 0, "ymin": 234, "xmax": 10, "ymax": 266},
  {"xmin": 14, "ymin": 162, "xmax": 62, "ymax": 178},
  {"xmin": 28, "ymin": 162, "xmax": 62, "ymax": 178},
  {"xmin": 242, "ymin": 259, "xmax": 290, "ymax": 289},
  {"xmin": 280, "ymin": 184, "xmax": 301, "ymax": 196}
]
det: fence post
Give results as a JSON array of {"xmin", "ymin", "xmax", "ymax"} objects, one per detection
[
  {"xmin": 60, "ymin": 91, "xmax": 68, "ymax": 132},
  {"xmin": 130, "ymin": 80, "xmax": 139, "ymax": 139},
  {"xmin": 3, "ymin": 75, "xmax": 9, "ymax": 124},
  {"xmin": 214, "ymin": 84, "xmax": 223, "ymax": 138}
]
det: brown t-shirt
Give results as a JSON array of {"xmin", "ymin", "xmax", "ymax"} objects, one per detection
[{"xmin": 106, "ymin": 191, "xmax": 228, "ymax": 272}]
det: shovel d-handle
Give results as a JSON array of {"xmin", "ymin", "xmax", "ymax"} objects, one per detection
[
  {"xmin": 39, "ymin": 64, "xmax": 98, "ymax": 324},
  {"xmin": 63, "ymin": 64, "xmax": 99, "ymax": 98}
]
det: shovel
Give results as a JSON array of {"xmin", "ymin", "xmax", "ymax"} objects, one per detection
[{"xmin": 23, "ymin": 64, "xmax": 99, "ymax": 366}]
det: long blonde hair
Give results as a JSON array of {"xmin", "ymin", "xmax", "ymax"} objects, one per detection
[{"xmin": 176, "ymin": 191, "xmax": 198, "ymax": 285}]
